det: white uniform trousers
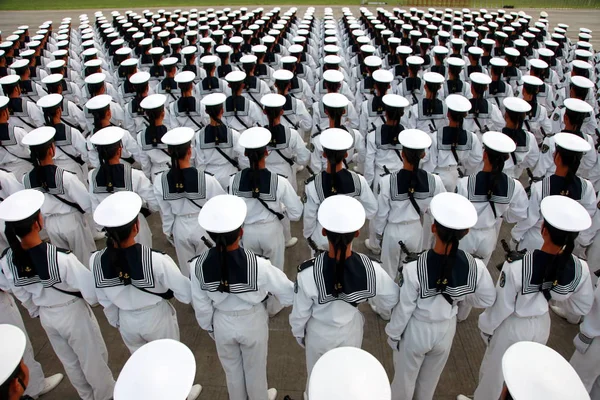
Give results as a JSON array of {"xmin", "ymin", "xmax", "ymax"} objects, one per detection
[
  {"xmin": 45, "ymin": 212, "xmax": 96, "ymax": 268},
  {"xmin": 118, "ymin": 299, "xmax": 180, "ymax": 354},
  {"xmin": 571, "ymin": 337, "xmax": 600, "ymax": 399},
  {"xmin": 242, "ymin": 220, "xmax": 285, "ymax": 269},
  {"xmin": 214, "ymin": 303, "xmax": 270, "ymax": 400},
  {"xmin": 391, "ymin": 316, "xmax": 457, "ymax": 400},
  {"xmin": 434, "ymin": 165, "xmax": 460, "ymax": 193},
  {"xmin": 0, "ymin": 292, "xmax": 45, "ymax": 398},
  {"xmin": 39, "ymin": 298, "xmax": 114, "ymax": 400},
  {"xmin": 305, "ymin": 311, "xmax": 364, "ymax": 390},
  {"xmin": 474, "ymin": 313, "xmax": 551, "ymax": 400},
  {"xmin": 382, "ymin": 220, "xmax": 423, "ymax": 280},
  {"xmin": 173, "ymin": 213, "xmax": 210, "ymax": 277}
]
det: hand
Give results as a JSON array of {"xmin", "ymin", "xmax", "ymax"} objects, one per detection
[
  {"xmin": 573, "ymin": 333, "xmax": 592, "ymax": 354},
  {"xmin": 480, "ymin": 331, "xmax": 492, "ymax": 346},
  {"xmin": 510, "ymin": 238, "xmax": 520, "ymax": 251},
  {"xmin": 387, "ymin": 337, "xmax": 400, "ymax": 351},
  {"xmin": 207, "ymin": 331, "xmax": 215, "ymax": 341},
  {"xmin": 296, "ymin": 337, "xmax": 305, "ymax": 348},
  {"xmin": 165, "ymin": 234, "xmax": 175, "ymax": 247}
]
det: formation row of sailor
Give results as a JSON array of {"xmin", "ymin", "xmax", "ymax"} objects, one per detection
[{"xmin": 0, "ymin": 4, "xmax": 599, "ymax": 400}]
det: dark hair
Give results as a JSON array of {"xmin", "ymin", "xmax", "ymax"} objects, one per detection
[
  {"xmin": 555, "ymin": 145, "xmax": 582, "ymax": 197},
  {"xmin": 506, "ymin": 109, "xmax": 525, "ymax": 130},
  {"xmin": 485, "ymin": 146, "xmax": 508, "ymax": 217},
  {"xmin": 265, "ymin": 106, "xmax": 281, "ymax": 126},
  {"xmin": 571, "ymin": 84, "xmax": 589, "ymax": 101},
  {"xmin": 245, "ymin": 147, "xmax": 266, "ymax": 198},
  {"xmin": 325, "ymin": 81, "xmax": 341, "ymax": 93},
  {"xmin": 565, "ymin": 109, "xmax": 586, "ymax": 133},
  {"xmin": 30, "ymin": 141, "xmax": 54, "ymax": 191},
  {"xmin": 205, "ymin": 104, "xmax": 224, "ymax": 124},
  {"xmin": 229, "ymin": 82, "xmax": 243, "ymax": 118},
  {"xmin": 42, "ymin": 106, "xmax": 59, "ymax": 127},
  {"xmin": 324, "ymin": 148, "xmax": 346, "ymax": 194},
  {"xmin": 433, "ymin": 221, "xmax": 469, "ymax": 301},
  {"xmin": 324, "ymin": 230, "xmax": 356, "ymax": 297},
  {"xmin": 4, "ymin": 210, "xmax": 41, "ymax": 278},
  {"xmin": 325, "ymin": 105, "xmax": 344, "ymax": 128},
  {"xmin": 207, "ymin": 227, "xmax": 242, "ymax": 292},
  {"xmin": 274, "ymin": 79, "xmax": 289, "ymax": 94},
  {"xmin": 540, "ymin": 220, "xmax": 578, "ymax": 301},
  {"xmin": 91, "ymin": 107, "xmax": 110, "ymax": 133},
  {"xmin": 424, "ymin": 82, "xmax": 441, "ymax": 116},
  {"xmin": 105, "ymin": 217, "xmax": 139, "ymax": 285},
  {"xmin": 374, "ymin": 82, "xmax": 389, "ymax": 97},
  {"xmin": 403, "ymin": 147, "xmax": 424, "ymax": 204},
  {"xmin": 386, "ymin": 105, "xmax": 404, "ymax": 122},
  {"xmin": 87, "ymin": 82, "xmax": 103, "ymax": 97},
  {"xmin": 168, "ymin": 142, "xmax": 191, "ymax": 193},
  {"xmin": 471, "ymin": 82, "xmax": 487, "ymax": 101},
  {"xmin": 97, "ymin": 142, "xmax": 122, "ymax": 193}
]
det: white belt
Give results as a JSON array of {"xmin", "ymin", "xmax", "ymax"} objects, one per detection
[{"xmin": 217, "ymin": 302, "xmax": 265, "ymax": 317}]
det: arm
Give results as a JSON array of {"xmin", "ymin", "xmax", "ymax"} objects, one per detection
[
  {"xmin": 532, "ymin": 137, "xmax": 553, "ymax": 177},
  {"xmin": 281, "ymin": 178, "xmax": 303, "ymax": 221},
  {"xmin": 189, "ymin": 259, "xmax": 215, "ymax": 331},
  {"xmin": 156, "ymin": 252, "xmax": 192, "ymax": 304},
  {"xmin": 503, "ymin": 180, "xmax": 529, "ymax": 224},
  {"xmin": 364, "ymin": 133, "xmax": 377, "ymax": 187},
  {"xmin": 259, "ymin": 258, "xmax": 295, "ymax": 306},
  {"xmin": 371, "ymin": 261, "xmax": 400, "ymax": 314},
  {"xmin": 63, "ymin": 171, "xmax": 93, "ymax": 214},
  {"xmin": 358, "ymin": 175, "xmax": 379, "ymax": 220},
  {"xmin": 136, "ymin": 135, "xmax": 152, "ymax": 178},
  {"xmin": 302, "ymin": 183, "xmax": 319, "ymax": 239},
  {"xmin": 373, "ymin": 175, "xmax": 391, "ymax": 236},
  {"xmin": 61, "ymin": 252, "xmax": 98, "ymax": 305},
  {"xmin": 463, "ymin": 259, "xmax": 496, "ymax": 308},
  {"xmin": 478, "ymin": 261, "xmax": 519, "ymax": 335},
  {"xmin": 153, "ymin": 174, "xmax": 175, "ymax": 237},
  {"xmin": 0, "ymin": 260, "xmax": 38, "ymax": 318},
  {"xmin": 289, "ymin": 271, "xmax": 314, "ymax": 339},
  {"xmin": 134, "ymin": 170, "xmax": 161, "ymax": 212},
  {"xmin": 296, "ymin": 101, "xmax": 313, "ymax": 135},
  {"xmin": 511, "ymin": 182, "xmax": 542, "ymax": 244},
  {"xmin": 292, "ymin": 130, "xmax": 310, "ymax": 167},
  {"xmin": 385, "ymin": 262, "xmax": 418, "ymax": 340},
  {"xmin": 90, "ymin": 253, "xmax": 119, "ymax": 327},
  {"xmin": 556, "ymin": 260, "xmax": 594, "ymax": 317}
]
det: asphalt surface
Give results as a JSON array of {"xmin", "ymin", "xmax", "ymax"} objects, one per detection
[{"xmin": 0, "ymin": 6, "xmax": 598, "ymax": 400}]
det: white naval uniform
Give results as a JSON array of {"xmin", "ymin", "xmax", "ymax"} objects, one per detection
[
  {"xmin": 190, "ymin": 248, "xmax": 294, "ymax": 400},
  {"xmin": 51, "ymin": 124, "xmax": 89, "ymax": 184},
  {"xmin": 136, "ymin": 124, "xmax": 172, "ymax": 179},
  {"xmin": 549, "ymin": 105, "xmax": 599, "ymax": 141},
  {"xmin": 429, "ymin": 127, "xmax": 484, "ymax": 192},
  {"xmin": 463, "ymin": 98, "xmax": 505, "ymax": 141},
  {"xmin": 364, "ymin": 123, "xmax": 412, "ymax": 190},
  {"xmin": 0, "ymin": 124, "xmax": 32, "ymax": 180},
  {"xmin": 88, "ymin": 163, "xmax": 159, "ymax": 247},
  {"xmin": 168, "ymin": 96, "xmax": 209, "ymax": 132},
  {"xmin": 228, "ymin": 168, "xmax": 303, "ymax": 269},
  {"xmin": 499, "ymin": 128, "xmax": 539, "ymax": 180},
  {"xmin": 303, "ymin": 169, "xmax": 377, "ymax": 251},
  {"xmin": 222, "ymin": 95, "xmax": 267, "ymax": 133},
  {"xmin": 511, "ymin": 174, "xmax": 597, "ymax": 252},
  {"xmin": 59, "ymin": 97, "xmax": 89, "ymax": 136},
  {"xmin": 485, "ymin": 80, "xmax": 514, "ymax": 113},
  {"xmin": 90, "ymin": 244, "xmax": 192, "ymax": 353},
  {"xmin": 408, "ymin": 99, "xmax": 449, "ymax": 137},
  {"xmin": 8, "ymin": 97, "xmax": 45, "ymax": 131},
  {"xmin": 533, "ymin": 131, "xmax": 597, "ymax": 180},
  {"xmin": 521, "ymin": 103, "xmax": 554, "ymax": 146},
  {"xmin": 374, "ymin": 169, "xmax": 446, "ymax": 281},
  {"xmin": 290, "ymin": 251, "xmax": 399, "ymax": 381},
  {"xmin": 83, "ymin": 100, "xmax": 125, "ymax": 134},
  {"xmin": 313, "ymin": 78, "xmax": 356, "ymax": 105},
  {"xmin": 194, "ymin": 124, "xmax": 244, "ymax": 190},
  {"xmin": 241, "ymin": 76, "xmax": 271, "ymax": 106},
  {"xmin": 289, "ymin": 76, "xmax": 315, "ymax": 109},
  {"xmin": 309, "ymin": 127, "xmax": 365, "ymax": 174},
  {"xmin": 570, "ymin": 282, "xmax": 600, "ymax": 398},
  {"xmin": 386, "ymin": 250, "xmax": 496, "ymax": 400},
  {"xmin": 23, "ymin": 165, "xmax": 96, "ymax": 267},
  {"xmin": 475, "ymin": 251, "xmax": 595, "ymax": 400},
  {"xmin": 123, "ymin": 98, "xmax": 150, "ymax": 137},
  {"xmin": 0, "ymin": 243, "xmax": 115, "ymax": 400},
  {"xmin": 265, "ymin": 124, "xmax": 310, "ymax": 191},
  {"xmin": 154, "ymin": 168, "xmax": 225, "ymax": 276},
  {"xmin": 280, "ymin": 94, "xmax": 313, "ymax": 137},
  {"xmin": 0, "ymin": 169, "xmax": 23, "ymax": 250}
]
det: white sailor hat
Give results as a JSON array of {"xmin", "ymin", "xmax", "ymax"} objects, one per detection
[
  {"xmin": 469, "ymin": 72, "xmax": 492, "ymax": 85},
  {"xmin": 90, "ymin": 126, "xmax": 125, "ymax": 146},
  {"xmin": 564, "ymin": 98, "xmax": 593, "ymax": 114},
  {"xmin": 320, "ymin": 128, "xmax": 353, "ymax": 152},
  {"xmin": 319, "ymin": 70, "xmax": 343, "ymax": 85},
  {"xmin": 262, "ymin": 36, "xmax": 276, "ymax": 44},
  {"xmin": 280, "ymin": 56, "xmax": 297, "ymax": 64},
  {"xmin": 504, "ymin": 47, "xmax": 520, "ymax": 57},
  {"xmin": 216, "ymin": 45, "xmax": 232, "ymax": 54},
  {"xmin": 181, "ymin": 46, "xmax": 197, "ymax": 56},
  {"xmin": 84, "ymin": 73, "xmax": 106, "ymax": 86},
  {"xmin": 114, "ymin": 339, "xmax": 196, "ymax": 400},
  {"xmin": 318, "ymin": 195, "xmax": 365, "ymax": 234},
  {"xmin": 399, "ymin": 128, "xmax": 432, "ymax": 149},
  {"xmin": 129, "ymin": 71, "xmax": 150, "ymax": 85},
  {"xmin": 41, "ymin": 74, "xmax": 64, "ymax": 86},
  {"xmin": 502, "ymin": 341, "xmax": 589, "ymax": 400},
  {"xmin": 363, "ymin": 55, "xmax": 382, "ymax": 68},
  {"xmin": 115, "ymin": 47, "xmax": 132, "ymax": 57},
  {"xmin": 161, "ymin": 127, "xmax": 194, "ymax": 146},
  {"xmin": 554, "ymin": 131, "xmax": 592, "ymax": 155},
  {"xmin": 140, "ymin": 94, "xmax": 166, "ymax": 110},
  {"xmin": 199, "ymin": 55, "xmax": 219, "ymax": 65},
  {"xmin": 288, "ymin": 44, "xmax": 303, "ymax": 54},
  {"xmin": 81, "ymin": 48, "xmax": 98, "ymax": 57},
  {"xmin": 482, "ymin": 131, "xmax": 516, "ymax": 153},
  {"xmin": 522, "ymin": 75, "xmax": 543, "ymax": 87},
  {"xmin": 528, "ymin": 59, "xmax": 548, "ymax": 70},
  {"xmin": 172, "ymin": 71, "xmax": 195, "ymax": 85},
  {"xmin": 240, "ymin": 55, "xmax": 257, "ymax": 64},
  {"xmin": 372, "ymin": 69, "xmax": 394, "ymax": 84},
  {"xmin": 513, "ymin": 39, "xmax": 528, "ymax": 48},
  {"xmin": 323, "ymin": 45, "xmax": 340, "ymax": 54},
  {"xmin": 323, "ymin": 55, "xmax": 342, "ymax": 66},
  {"xmin": 423, "ymin": 72, "xmax": 445, "ymax": 84},
  {"xmin": 356, "ymin": 36, "xmax": 370, "ymax": 45},
  {"xmin": 120, "ymin": 58, "xmax": 138, "ymax": 68},
  {"xmin": 36, "ymin": 93, "xmax": 63, "ymax": 109},
  {"xmin": 160, "ymin": 57, "xmax": 178, "ymax": 67},
  {"xmin": 570, "ymin": 76, "xmax": 594, "ymax": 90},
  {"xmin": 0, "ymin": 324, "xmax": 27, "ymax": 386},
  {"xmin": 201, "ymin": 92, "xmax": 226, "ymax": 107},
  {"xmin": 239, "ymin": 127, "xmax": 271, "ymax": 149},
  {"xmin": 22, "ymin": 126, "xmax": 55, "ymax": 147},
  {"xmin": 447, "ymin": 57, "xmax": 466, "ymax": 67},
  {"xmin": 322, "ymin": 93, "xmax": 349, "ymax": 109},
  {"xmin": 308, "ymin": 347, "xmax": 391, "ymax": 400},
  {"xmin": 382, "ymin": 94, "xmax": 410, "ymax": 109},
  {"xmin": 360, "ymin": 44, "xmax": 376, "ymax": 54},
  {"xmin": 572, "ymin": 60, "xmax": 592, "ymax": 70},
  {"xmin": 503, "ymin": 97, "xmax": 531, "ymax": 113},
  {"xmin": 148, "ymin": 47, "xmax": 164, "ymax": 56},
  {"xmin": 225, "ymin": 70, "xmax": 246, "ymax": 83},
  {"xmin": 0, "ymin": 96, "xmax": 9, "ymax": 110},
  {"xmin": 261, "ymin": 93, "xmax": 286, "ymax": 108},
  {"xmin": 19, "ymin": 50, "xmax": 35, "ymax": 60},
  {"xmin": 432, "ymin": 46, "xmax": 449, "ymax": 55},
  {"xmin": 430, "ymin": 192, "xmax": 478, "ymax": 230},
  {"xmin": 468, "ymin": 46, "xmax": 484, "ymax": 56},
  {"xmin": 9, "ymin": 59, "xmax": 29, "ymax": 70},
  {"xmin": 0, "ymin": 190, "xmax": 44, "ymax": 222},
  {"xmin": 446, "ymin": 94, "xmax": 471, "ymax": 112},
  {"xmin": 84, "ymin": 59, "xmax": 103, "ymax": 69},
  {"xmin": 397, "ymin": 46, "xmax": 412, "ymax": 55},
  {"xmin": 94, "ymin": 191, "xmax": 142, "ymax": 228},
  {"xmin": 252, "ymin": 45, "xmax": 267, "ymax": 54},
  {"xmin": 199, "ymin": 194, "xmax": 247, "ymax": 233},
  {"xmin": 228, "ymin": 36, "xmax": 243, "ymax": 45},
  {"xmin": 407, "ymin": 56, "xmax": 425, "ymax": 66},
  {"xmin": 489, "ymin": 57, "xmax": 508, "ymax": 68},
  {"xmin": 85, "ymin": 94, "xmax": 112, "ymax": 111},
  {"xmin": 270, "ymin": 70, "xmax": 292, "ymax": 83}
]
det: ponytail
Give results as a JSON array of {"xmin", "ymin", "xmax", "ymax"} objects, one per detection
[
  {"xmin": 207, "ymin": 228, "xmax": 242, "ymax": 293},
  {"xmin": 404, "ymin": 147, "xmax": 424, "ymax": 199},
  {"xmin": 145, "ymin": 107, "xmax": 163, "ymax": 147},
  {"xmin": 325, "ymin": 105, "xmax": 344, "ymax": 128},
  {"xmin": 449, "ymin": 109, "xmax": 465, "ymax": 130},
  {"xmin": 556, "ymin": 146, "xmax": 582, "ymax": 196},
  {"xmin": 324, "ymin": 230, "xmax": 356, "ymax": 297},
  {"xmin": 565, "ymin": 109, "xmax": 586, "ymax": 134},
  {"xmin": 433, "ymin": 221, "xmax": 468, "ymax": 303},
  {"xmin": 541, "ymin": 221, "xmax": 578, "ymax": 301},
  {"xmin": 245, "ymin": 147, "xmax": 266, "ymax": 198},
  {"xmin": 205, "ymin": 104, "xmax": 224, "ymax": 125},
  {"xmin": 42, "ymin": 108, "xmax": 56, "ymax": 127},
  {"xmin": 324, "ymin": 148, "xmax": 346, "ymax": 194},
  {"xmin": 425, "ymin": 82, "xmax": 441, "ymax": 116},
  {"xmin": 386, "ymin": 106, "xmax": 404, "ymax": 124},
  {"xmin": 4, "ymin": 211, "xmax": 41, "ymax": 277},
  {"xmin": 97, "ymin": 142, "xmax": 121, "ymax": 193},
  {"xmin": 506, "ymin": 109, "xmax": 525, "ymax": 130},
  {"xmin": 485, "ymin": 147, "xmax": 509, "ymax": 217},
  {"xmin": 105, "ymin": 217, "xmax": 138, "ymax": 285},
  {"xmin": 30, "ymin": 141, "xmax": 53, "ymax": 191},
  {"xmin": 168, "ymin": 142, "xmax": 191, "ymax": 193}
]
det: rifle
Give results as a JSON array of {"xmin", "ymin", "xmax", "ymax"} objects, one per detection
[
  {"xmin": 307, "ymin": 237, "xmax": 323, "ymax": 254},
  {"xmin": 201, "ymin": 236, "xmax": 214, "ymax": 249},
  {"xmin": 399, "ymin": 240, "xmax": 424, "ymax": 263},
  {"xmin": 495, "ymin": 239, "xmax": 527, "ymax": 271},
  {"xmin": 525, "ymin": 168, "xmax": 542, "ymax": 195}
]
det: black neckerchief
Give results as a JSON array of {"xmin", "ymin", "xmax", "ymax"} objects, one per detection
[
  {"xmin": 201, "ymin": 76, "xmax": 220, "ymax": 91},
  {"xmin": 29, "ymin": 66, "xmax": 37, "ymax": 78},
  {"xmin": 166, "ymin": 167, "xmax": 202, "ymax": 194},
  {"xmin": 195, "ymin": 247, "xmax": 258, "ymax": 293},
  {"xmin": 203, "ymin": 124, "xmax": 229, "ymax": 145},
  {"xmin": 505, "ymin": 66, "xmax": 518, "ymax": 78},
  {"xmin": 283, "ymin": 94, "xmax": 293, "ymax": 111},
  {"xmin": 94, "ymin": 163, "xmax": 127, "ymax": 190},
  {"xmin": 417, "ymin": 249, "xmax": 477, "ymax": 300},
  {"xmin": 501, "ymin": 127, "xmax": 528, "ymax": 148},
  {"xmin": 255, "ymin": 64, "xmax": 267, "ymax": 77},
  {"xmin": 267, "ymin": 124, "xmax": 289, "ymax": 149},
  {"xmin": 430, "ymin": 65, "xmax": 446, "ymax": 76},
  {"xmin": 489, "ymin": 80, "xmax": 506, "ymax": 95},
  {"xmin": 0, "ymin": 124, "xmax": 13, "ymax": 143},
  {"xmin": 314, "ymin": 169, "xmax": 360, "ymax": 200},
  {"xmin": 244, "ymin": 76, "xmax": 259, "ymax": 91},
  {"xmin": 149, "ymin": 65, "xmax": 164, "ymax": 78},
  {"xmin": 177, "ymin": 96, "xmax": 196, "ymax": 113},
  {"xmin": 422, "ymin": 97, "xmax": 443, "ymax": 116},
  {"xmin": 392, "ymin": 169, "xmax": 431, "ymax": 196},
  {"xmin": 0, "ymin": 66, "xmax": 7, "ymax": 76},
  {"xmin": 98, "ymin": 244, "xmax": 155, "ymax": 287},
  {"xmin": 441, "ymin": 126, "xmax": 468, "ymax": 146},
  {"xmin": 362, "ymin": 75, "xmax": 374, "ymax": 92},
  {"xmin": 131, "ymin": 96, "xmax": 145, "ymax": 115},
  {"xmin": 469, "ymin": 97, "xmax": 489, "ymax": 115},
  {"xmin": 472, "ymin": 171, "xmax": 510, "ymax": 199},
  {"xmin": 377, "ymin": 124, "xmax": 405, "ymax": 149},
  {"xmin": 25, "ymin": 165, "xmax": 61, "ymax": 192},
  {"xmin": 161, "ymin": 77, "xmax": 176, "ymax": 92},
  {"xmin": 543, "ymin": 174, "xmax": 584, "ymax": 199},
  {"xmin": 371, "ymin": 96, "xmax": 385, "ymax": 114},
  {"xmin": 217, "ymin": 64, "xmax": 232, "ymax": 78},
  {"xmin": 405, "ymin": 76, "xmax": 421, "ymax": 92},
  {"xmin": 8, "ymin": 97, "xmax": 23, "ymax": 113},
  {"xmin": 144, "ymin": 125, "xmax": 168, "ymax": 147},
  {"xmin": 467, "ymin": 65, "xmax": 483, "ymax": 75},
  {"xmin": 447, "ymin": 79, "xmax": 464, "ymax": 94},
  {"xmin": 394, "ymin": 64, "xmax": 408, "ymax": 78},
  {"xmin": 7, "ymin": 242, "xmax": 62, "ymax": 288},
  {"xmin": 225, "ymin": 95, "xmax": 246, "ymax": 113},
  {"xmin": 20, "ymin": 80, "xmax": 33, "ymax": 95},
  {"xmin": 522, "ymin": 250, "xmax": 580, "ymax": 296},
  {"xmin": 234, "ymin": 168, "xmax": 276, "ymax": 197},
  {"xmin": 182, "ymin": 64, "xmax": 199, "ymax": 75}
]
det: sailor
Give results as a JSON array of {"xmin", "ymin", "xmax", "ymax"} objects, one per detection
[
  {"xmin": 280, "ymin": 56, "xmax": 315, "ymax": 108},
  {"xmin": 196, "ymin": 55, "xmax": 228, "ymax": 97},
  {"xmin": 354, "ymin": 55, "xmax": 382, "ymax": 109},
  {"xmin": 0, "ymin": 75, "xmax": 44, "ymax": 132},
  {"xmin": 36, "ymin": 94, "xmax": 89, "ymax": 183},
  {"xmin": 409, "ymin": 72, "xmax": 448, "ymax": 137},
  {"xmin": 519, "ymin": 75, "xmax": 553, "ymax": 146},
  {"xmin": 190, "ymin": 194, "xmax": 293, "ymax": 400},
  {"xmin": 168, "ymin": 71, "xmax": 208, "ymax": 131},
  {"xmin": 271, "ymin": 69, "xmax": 312, "ymax": 136},
  {"xmin": 216, "ymin": 45, "xmax": 237, "ymax": 79},
  {"xmin": 364, "ymin": 94, "xmax": 412, "ymax": 190},
  {"xmin": 462, "ymin": 72, "xmax": 503, "ymax": 141},
  {"xmin": 373, "ymin": 128, "xmax": 446, "ymax": 295},
  {"xmin": 359, "ymin": 69, "xmax": 395, "ymax": 135},
  {"xmin": 8, "ymin": 58, "xmax": 46, "ymax": 102},
  {"xmin": 180, "ymin": 45, "xmax": 202, "ymax": 81},
  {"xmin": 500, "ymin": 97, "xmax": 539, "ymax": 180},
  {"xmin": 549, "ymin": 76, "xmax": 599, "ymax": 140},
  {"xmin": 124, "ymin": 71, "xmax": 155, "ymax": 137},
  {"xmin": 304, "ymin": 128, "xmax": 377, "ymax": 252},
  {"xmin": 386, "ymin": 192, "xmax": 495, "ymax": 400},
  {"xmin": 444, "ymin": 58, "xmax": 471, "ymax": 98},
  {"xmin": 308, "ymin": 347, "xmax": 391, "ymax": 400},
  {"xmin": 527, "ymin": 59, "xmax": 560, "ymax": 113},
  {"xmin": 83, "ymin": 73, "xmax": 120, "ymax": 104},
  {"xmin": 252, "ymin": 45, "xmax": 275, "ymax": 87},
  {"xmin": 0, "ymin": 96, "xmax": 32, "ymax": 179},
  {"xmin": 153, "ymin": 127, "xmax": 225, "ymax": 276},
  {"xmin": 485, "ymin": 57, "xmax": 514, "ymax": 113},
  {"xmin": 41, "ymin": 66, "xmax": 84, "ymax": 106},
  {"xmin": 228, "ymin": 127, "xmax": 303, "ymax": 273},
  {"xmin": 153, "ymin": 57, "xmax": 180, "ymax": 106},
  {"xmin": 114, "ymin": 339, "xmax": 202, "ymax": 400},
  {"xmin": 137, "ymin": 93, "xmax": 172, "ymax": 178},
  {"xmin": 475, "ymin": 195, "xmax": 595, "ymax": 400},
  {"xmin": 88, "ymin": 126, "xmax": 158, "ymax": 248},
  {"xmin": 533, "ymin": 98, "xmax": 596, "ymax": 180},
  {"xmin": 222, "ymin": 71, "xmax": 266, "ymax": 132},
  {"xmin": 311, "ymin": 70, "xmax": 360, "ymax": 137},
  {"xmin": 290, "ymin": 195, "xmax": 398, "ymax": 392},
  {"xmin": 148, "ymin": 47, "xmax": 166, "ymax": 81},
  {"xmin": 0, "ymin": 189, "xmax": 115, "ymax": 400},
  {"xmin": 91, "ymin": 191, "xmax": 192, "ymax": 353},
  {"xmin": 261, "ymin": 93, "xmax": 309, "ymax": 191},
  {"xmin": 287, "ymin": 44, "xmax": 317, "ymax": 88}
]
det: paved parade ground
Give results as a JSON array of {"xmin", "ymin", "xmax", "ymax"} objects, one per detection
[{"xmin": 1, "ymin": 5, "xmax": 600, "ymax": 400}]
